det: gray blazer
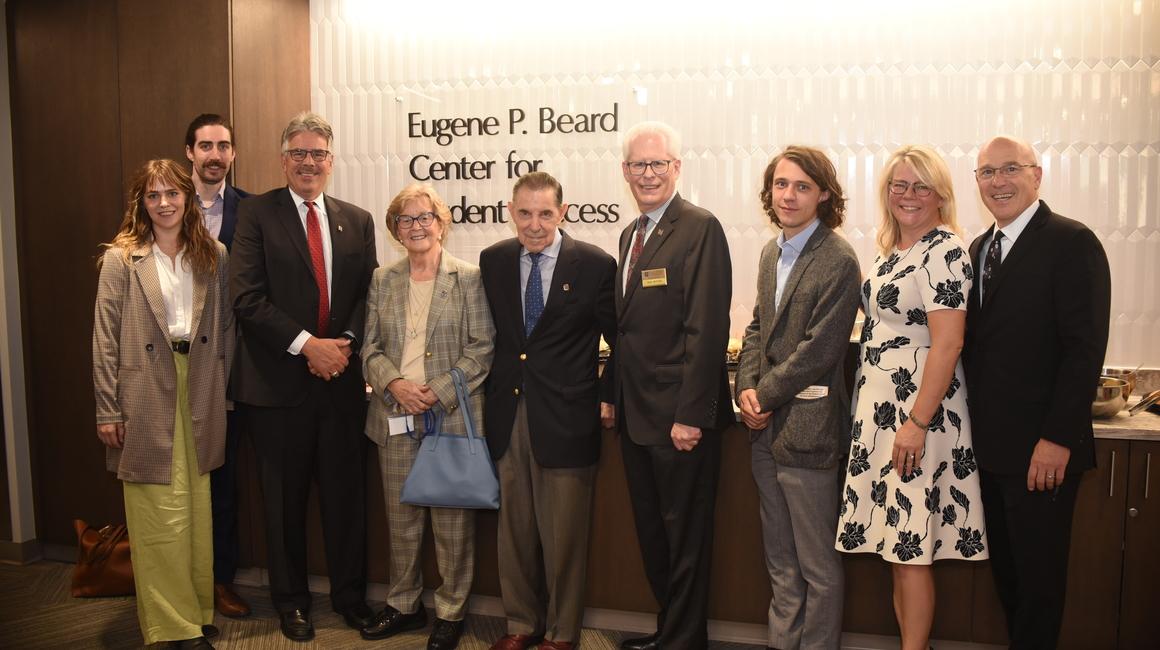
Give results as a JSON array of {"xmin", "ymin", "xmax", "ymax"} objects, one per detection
[
  {"xmin": 734, "ymin": 225, "xmax": 861, "ymax": 469},
  {"xmin": 361, "ymin": 251, "xmax": 494, "ymax": 446},
  {"xmin": 92, "ymin": 244, "xmax": 234, "ymax": 484}
]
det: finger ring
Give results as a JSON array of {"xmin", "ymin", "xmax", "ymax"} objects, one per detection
[
  {"xmin": 1047, "ymin": 473, "xmax": 1055, "ymax": 479},
  {"xmin": 330, "ymin": 371, "xmax": 339, "ymax": 378}
]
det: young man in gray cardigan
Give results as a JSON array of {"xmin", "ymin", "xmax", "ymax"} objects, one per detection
[{"xmin": 735, "ymin": 146, "xmax": 861, "ymax": 650}]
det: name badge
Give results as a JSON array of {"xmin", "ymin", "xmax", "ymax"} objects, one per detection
[
  {"xmin": 795, "ymin": 385, "xmax": 829, "ymax": 400},
  {"xmin": 388, "ymin": 414, "xmax": 415, "ymax": 436},
  {"xmin": 641, "ymin": 268, "xmax": 667, "ymax": 288}
]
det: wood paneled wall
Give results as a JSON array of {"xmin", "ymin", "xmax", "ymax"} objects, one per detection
[{"xmin": 6, "ymin": 0, "xmax": 308, "ymax": 547}]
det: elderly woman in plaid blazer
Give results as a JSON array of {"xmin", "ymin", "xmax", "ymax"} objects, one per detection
[
  {"xmin": 92, "ymin": 159, "xmax": 233, "ymax": 649},
  {"xmin": 359, "ymin": 183, "xmax": 494, "ymax": 650}
]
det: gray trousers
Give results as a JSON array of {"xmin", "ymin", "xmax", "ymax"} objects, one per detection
[
  {"xmin": 496, "ymin": 400, "xmax": 596, "ymax": 644},
  {"xmin": 750, "ymin": 427, "xmax": 844, "ymax": 650}
]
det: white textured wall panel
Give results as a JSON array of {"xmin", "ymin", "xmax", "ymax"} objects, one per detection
[{"xmin": 310, "ymin": 0, "xmax": 1160, "ymax": 365}]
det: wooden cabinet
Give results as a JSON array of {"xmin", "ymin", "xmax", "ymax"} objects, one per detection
[
  {"xmin": 1118, "ymin": 440, "xmax": 1160, "ymax": 648},
  {"xmin": 1059, "ymin": 438, "xmax": 1160, "ymax": 649}
]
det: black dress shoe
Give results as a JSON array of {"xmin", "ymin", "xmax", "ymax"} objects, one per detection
[
  {"xmin": 337, "ymin": 601, "xmax": 375, "ymax": 629},
  {"xmin": 360, "ymin": 603, "xmax": 428, "ymax": 640},
  {"xmin": 201, "ymin": 624, "xmax": 219, "ymax": 639},
  {"xmin": 279, "ymin": 608, "xmax": 314, "ymax": 642},
  {"xmin": 428, "ymin": 618, "xmax": 464, "ymax": 650},
  {"xmin": 620, "ymin": 632, "xmax": 660, "ymax": 650}
]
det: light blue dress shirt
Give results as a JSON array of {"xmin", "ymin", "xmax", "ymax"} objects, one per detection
[{"xmin": 775, "ymin": 219, "xmax": 821, "ymax": 310}]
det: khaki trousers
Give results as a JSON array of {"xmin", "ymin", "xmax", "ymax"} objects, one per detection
[{"xmin": 496, "ymin": 400, "xmax": 596, "ymax": 644}]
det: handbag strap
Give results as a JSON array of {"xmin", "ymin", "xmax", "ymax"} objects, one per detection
[
  {"xmin": 449, "ymin": 367, "xmax": 480, "ymax": 441},
  {"xmin": 87, "ymin": 524, "xmax": 128, "ymax": 563}
]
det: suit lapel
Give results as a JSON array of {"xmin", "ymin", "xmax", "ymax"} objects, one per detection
[
  {"xmin": 132, "ymin": 247, "xmax": 172, "ymax": 340},
  {"xmin": 968, "ymin": 226, "xmax": 991, "ymax": 310},
  {"xmin": 219, "ymin": 186, "xmax": 239, "ymax": 251},
  {"xmin": 981, "ymin": 201, "xmax": 1049, "ymax": 310},
  {"xmin": 387, "ymin": 261, "xmax": 409, "ymax": 358},
  {"xmin": 426, "ymin": 252, "xmax": 456, "ymax": 342},
  {"xmin": 324, "ymin": 196, "xmax": 346, "ymax": 301},
  {"xmin": 623, "ymin": 194, "xmax": 681, "ymax": 304},
  {"xmin": 274, "ymin": 189, "xmax": 314, "ymax": 272},
  {"xmin": 188, "ymin": 270, "xmax": 208, "ymax": 341},
  {"xmin": 498, "ymin": 241, "xmax": 525, "ymax": 342}
]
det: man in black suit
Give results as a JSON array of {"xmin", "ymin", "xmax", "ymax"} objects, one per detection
[
  {"xmin": 229, "ymin": 111, "xmax": 377, "ymax": 641},
  {"xmin": 184, "ymin": 112, "xmax": 252, "ymax": 618},
  {"xmin": 964, "ymin": 135, "xmax": 1111, "ymax": 649},
  {"xmin": 480, "ymin": 171, "xmax": 617, "ymax": 650},
  {"xmin": 611, "ymin": 122, "xmax": 733, "ymax": 650}
]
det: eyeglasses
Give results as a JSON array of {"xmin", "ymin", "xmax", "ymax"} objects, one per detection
[
  {"xmin": 887, "ymin": 180, "xmax": 936, "ymax": 198},
  {"xmin": 974, "ymin": 163, "xmax": 1037, "ymax": 181},
  {"xmin": 284, "ymin": 148, "xmax": 332, "ymax": 162},
  {"xmin": 624, "ymin": 160, "xmax": 674, "ymax": 176},
  {"xmin": 395, "ymin": 212, "xmax": 436, "ymax": 229}
]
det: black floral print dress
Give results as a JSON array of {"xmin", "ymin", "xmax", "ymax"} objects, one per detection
[{"xmin": 835, "ymin": 227, "xmax": 987, "ymax": 564}]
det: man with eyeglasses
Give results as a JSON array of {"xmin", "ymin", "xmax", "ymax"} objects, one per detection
[
  {"xmin": 963, "ymin": 135, "xmax": 1110, "ymax": 648},
  {"xmin": 183, "ymin": 113, "xmax": 252, "ymax": 618},
  {"xmin": 610, "ymin": 122, "xmax": 733, "ymax": 650},
  {"xmin": 479, "ymin": 171, "xmax": 617, "ymax": 650},
  {"xmin": 229, "ymin": 111, "xmax": 378, "ymax": 641}
]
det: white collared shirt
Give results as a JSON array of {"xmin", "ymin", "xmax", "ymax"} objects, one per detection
[
  {"xmin": 287, "ymin": 190, "xmax": 334, "ymax": 355},
  {"xmin": 978, "ymin": 199, "xmax": 1039, "ymax": 305},
  {"xmin": 775, "ymin": 218, "xmax": 820, "ymax": 310},
  {"xmin": 622, "ymin": 192, "xmax": 677, "ymax": 294},
  {"xmin": 520, "ymin": 228, "xmax": 564, "ymax": 313},
  {"xmin": 152, "ymin": 243, "xmax": 194, "ymax": 340}
]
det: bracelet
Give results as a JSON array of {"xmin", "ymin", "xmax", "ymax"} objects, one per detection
[{"xmin": 909, "ymin": 412, "xmax": 930, "ymax": 430}]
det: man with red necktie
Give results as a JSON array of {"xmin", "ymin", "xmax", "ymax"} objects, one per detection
[{"xmin": 229, "ymin": 112, "xmax": 377, "ymax": 642}]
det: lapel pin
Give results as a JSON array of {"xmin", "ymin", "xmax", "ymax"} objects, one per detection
[
  {"xmin": 337, "ymin": 224, "xmax": 343, "ymax": 232},
  {"xmin": 655, "ymin": 228, "xmax": 664, "ymax": 236},
  {"xmin": 563, "ymin": 283, "xmax": 571, "ymax": 291}
]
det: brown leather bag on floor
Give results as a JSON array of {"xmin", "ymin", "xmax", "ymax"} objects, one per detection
[{"xmin": 70, "ymin": 519, "xmax": 134, "ymax": 597}]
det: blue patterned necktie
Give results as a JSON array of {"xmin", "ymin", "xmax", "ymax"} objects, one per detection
[{"xmin": 525, "ymin": 252, "xmax": 544, "ymax": 337}]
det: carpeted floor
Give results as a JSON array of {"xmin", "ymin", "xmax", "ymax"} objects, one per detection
[{"xmin": 0, "ymin": 561, "xmax": 764, "ymax": 649}]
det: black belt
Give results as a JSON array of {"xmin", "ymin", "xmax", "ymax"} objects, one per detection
[{"xmin": 171, "ymin": 340, "xmax": 190, "ymax": 354}]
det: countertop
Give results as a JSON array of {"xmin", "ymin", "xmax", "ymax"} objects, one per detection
[{"xmin": 1093, "ymin": 397, "xmax": 1160, "ymax": 441}]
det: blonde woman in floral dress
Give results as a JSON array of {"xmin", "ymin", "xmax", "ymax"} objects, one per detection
[{"xmin": 836, "ymin": 145, "xmax": 987, "ymax": 650}]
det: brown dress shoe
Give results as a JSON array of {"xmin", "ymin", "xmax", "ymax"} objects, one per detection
[
  {"xmin": 539, "ymin": 641, "xmax": 575, "ymax": 650},
  {"xmin": 489, "ymin": 633, "xmax": 544, "ymax": 650},
  {"xmin": 213, "ymin": 583, "xmax": 251, "ymax": 618}
]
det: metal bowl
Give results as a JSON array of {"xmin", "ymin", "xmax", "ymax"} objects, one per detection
[
  {"xmin": 1102, "ymin": 368, "xmax": 1137, "ymax": 400},
  {"xmin": 1092, "ymin": 376, "xmax": 1129, "ymax": 418}
]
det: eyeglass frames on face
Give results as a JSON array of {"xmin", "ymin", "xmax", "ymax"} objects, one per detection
[
  {"xmin": 974, "ymin": 163, "xmax": 1037, "ymax": 181},
  {"xmin": 624, "ymin": 159, "xmax": 674, "ymax": 176},
  {"xmin": 395, "ymin": 212, "xmax": 436, "ymax": 229},
  {"xmin": 284, "ymin": 148, "xmax": 332, "ymax": 162},
  {"xmin": 888, "ymin": 180, "xmax": 935, "ymax": 198}
]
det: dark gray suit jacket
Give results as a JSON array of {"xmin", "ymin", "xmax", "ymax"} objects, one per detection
[
  {"xmin": 612, "ymin": 193, "xmax": 734, "ymax": 445},
  {"xmin": 734, "ymin": 224, "xmax": 861, "ymax": 469}
]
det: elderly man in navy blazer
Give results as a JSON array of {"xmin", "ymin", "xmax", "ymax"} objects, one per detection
[
  {"xmin": 184, "ymin": 112, "xmax": 252, "ymax": 618},
  {"xmin": 480, "ymin": 171, "xmax": 617, "ymax": 650},
  {"xmin": 964, "ymin": 135, "xmax": 1111, "ymax": 649}
]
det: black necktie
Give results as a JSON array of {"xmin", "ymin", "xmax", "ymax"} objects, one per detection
[{"xmin": 981, "ymin": 231, "xmax": 1003, "ymax": 303}]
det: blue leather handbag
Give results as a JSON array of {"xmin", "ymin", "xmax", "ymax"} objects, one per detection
[{"xmin": 400, "ymin": 367, "xmax": 500, "ymax": 509}]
